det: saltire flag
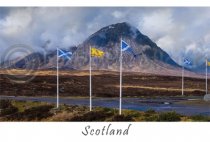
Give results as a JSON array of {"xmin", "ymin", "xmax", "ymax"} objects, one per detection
[
  {"xmin": 183, "ymin": 58, "xmax": 192, "ymax": 66},
  {"xmin": 121, "ymin": 40, "xmax": 136, "ymax": 57},
  {"xmin": 58, "ymin": 48, "xmax": 72, "ymax": 60},
  {"xmin": 91, "ymin": 47, "xmax": 104, "ymax": 57},
  {"xmin": 182, "ymin": 58, "xmax": 192, "ymax": 96},
  {"xmin": 56, "ymin": 48, "xmax": 72, "ymax": 109}
]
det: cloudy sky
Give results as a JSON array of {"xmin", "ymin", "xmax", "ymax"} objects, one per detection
[{"xmin": 1, "ymin": 7, "xmax": 210, "ymax": 67}]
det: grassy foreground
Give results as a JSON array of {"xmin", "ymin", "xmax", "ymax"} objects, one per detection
[{"xmin": 0, "ymin": 99, "xmax": 210, "ymax": 122}]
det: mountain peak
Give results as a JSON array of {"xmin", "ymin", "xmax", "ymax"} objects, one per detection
[
  {"xmin": 85, "ymin": 22, "xmax": 139, "ymax": 46},
  {"xmin": 70, "ymin": 22, "xmax": 180, "ymax": 73},
  {"xmin": 99, "ymin": 22, "xmax": 134, "ymax": 33},
  {"xmin": 3, "ymin": 22, "xmax": 182, "ymax": 75},
  {"xmin": 85, "ymin": 22, "xmax": 157, "ymax": 49}
]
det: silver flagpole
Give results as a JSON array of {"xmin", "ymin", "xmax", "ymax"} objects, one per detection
[
  {"xmin": 182, "ymin": 62, "xmax": 184, "ymax": 96},
  {"xmin": 119, "ymin": 38, "xmax": 122, "ymax": 115},
  {"xmin": 206, "ymin": 59, "xmax": 208, "ymax": 95},
  {"xmin": 89, "ymin": 46, "xmax": 92, "ymax": 111},
  {"xmin": 56, "ymin": 48, "xmax": 59, "ymax": 109}
]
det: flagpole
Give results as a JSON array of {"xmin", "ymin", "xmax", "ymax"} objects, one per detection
[
  {"xmin": 182, "ymin": 61, "xmax": 184, "ymax": 96},
  {"xmin": 56, "ymin": 48, "xmax": 59, "ymax": 109},
  {"xmin": 119, "ymin": 38, "xmax": 122, "ymax": 115},
  {"xmin": 206, "ymin": 59, "xmax": 208, "ymax": 95},
  {"xmin": 89, "ymin": 46, "xmax": 92, "ymax": 111}
]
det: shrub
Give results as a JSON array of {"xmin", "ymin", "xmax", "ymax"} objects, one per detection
[
  {"xmin": 144, "ymin": 109, "xmax": 156, "ymax": 118},
  {"xmin": 0, "ymin": 100, "xmax": 13, "ymax": 109},
  {"xmin": 145, "ymin": 115, "xmax": 159, "ymax": 121},
  {"xmin": 191, "ymin": 115, "xmax": 210, "ymax": 122},
  {"xmin": 70, "ymin": 110, "xmax": 113, "ymax": 121},
  {"xmin": 124, "ymin": 110, "xmax": 141, "ymax": 118},
  {"xmin": 145, "ymin": 109, "xmax": 156, "ymax": 114},
  {"xmin": 19, "ymin": 105, "xmax": 54, "ymax": 121},
  {"xmin": 100, "ymin": 107, "xmax": 113, "ymax": 112},
  {"xmin": 111, "ymin": 114, "xmax": 133, "ymax": 121},
  {"xmin": 0, "ymin": 100, "xmax": 18, "ymax": 116},
  {"xmin": 158, "ymin": 111, "xmax": 181, "ymax": 121},
  {"xmin": 0, "ymin": 106, "xmax": 18, "ymax": 116}
]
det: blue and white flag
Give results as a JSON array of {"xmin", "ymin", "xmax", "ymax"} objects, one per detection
[
  {"xmin": 121, "ymin": 40, "xmax": 136, "ymax": 57},
  {"xmin": 183, "ymin": 58, "xmax": 192, "ymax": 66},
  {"xmin": 57, "ymin": 48, "xmax": 72, "ymax": 60}
]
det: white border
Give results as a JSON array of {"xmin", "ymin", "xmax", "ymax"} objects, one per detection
[
  {"xmin": 0, "ymin": 122, "xmax": 210, "ymax": 142},
  {"xmin": 1, "ymin": 1, "xmax": 210, "ymax": 142},
  {"xmin": 0, "ymin": 0, "xmax": 210, "ymax": 7}
]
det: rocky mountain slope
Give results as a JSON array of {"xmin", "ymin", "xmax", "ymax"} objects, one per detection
[{"xmin": 1, "ymin": 22, "xmax": 194, "ymax": 76}]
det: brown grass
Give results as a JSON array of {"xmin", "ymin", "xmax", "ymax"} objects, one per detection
[{"xmin": 0, "ymin": 70, "xmax": 208, "ymax": 97}]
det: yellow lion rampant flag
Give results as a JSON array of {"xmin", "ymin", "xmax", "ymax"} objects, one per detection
[
  {"xmin": 208, "ymin": 61, "xmax": 210, "ymax": 66},
  {"xmin": 91, "ymin": 47, "xmax": 104, "ymax": 57}
]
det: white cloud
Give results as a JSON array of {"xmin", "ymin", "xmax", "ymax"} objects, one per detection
[
  {"xmin": 112, "ymin": 11, "xmax": 124, "ymax": 19},
  {"xmin": 1, "ymin": 7, "xmax": 210, "ymax": 68},
  {"xmin": 141, "ymin": 9, "xmax": 174, "ymax": 39},
  {"xmin": 204, "ymin": 33, "xmax": 210, "ymax": 43},
  {"xmin": 186, "ymin": 43, "xmax": 197, "ymax": 53},
  {"xmin": 0, "ymin": 8, "xmax": 32, "ymax": 37},
  {"xmin": 156, "ymin": 35, "xmax": 174, "ymax": 52}
]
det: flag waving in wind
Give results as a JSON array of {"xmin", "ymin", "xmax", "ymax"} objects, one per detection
[
  {"xmin": 121, "ymin": 40, "xmax": 136, "ymax": 57},
  {"xmin": 91, "ymin": 47, "xmax": 104, "ymax": 58},
  {"xmin": 119, "ymin": 39, "xmax": 137, "ymax": 115},
  {"xmin": 184, "ymin": 58, "xmax": 192, "ymax": 66},
  {"xmin": 182, "ymin": 58, "xmax": 192, "ymax": 96},
  {"xmin": 56, "ymin": 48, "xmax": 72, "ymax": 108},
  {"xmin": 58, "ymin": 48, "xmax": 72, "ymax": 60},
  {"xmin": 89, "ymin": 46, "xmax": 105, "ymax": 111}
]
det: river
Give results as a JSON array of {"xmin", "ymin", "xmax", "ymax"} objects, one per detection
[{"xmin": 1, "ymin": 96, "xmax": 210, "ymax": 116}]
